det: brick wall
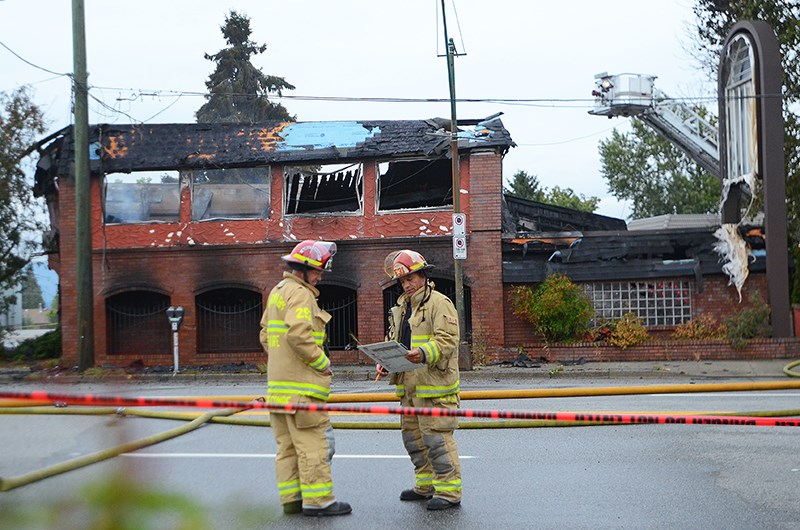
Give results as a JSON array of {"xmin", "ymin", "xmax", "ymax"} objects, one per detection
[
  {"xmin": 505, "ymin": 337, "xmax": 800, "ymax": 364},
  {"xmin": 499, "ymin": 273, "xmax": 795, "ymax": 364}
]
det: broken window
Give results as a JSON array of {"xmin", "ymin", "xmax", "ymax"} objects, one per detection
[
  {"xmin": 284, "ymin": 163, "xmax": 363, "ymax": 215},
  {"xmin": 377, "ymin": 158, "xmax": 453, "ymax": 211},
  {"xmin": 191, "ymin": 167, "xmax": 270, "ymax": 221},
  {"xmin": 103, "ymin": 171, "xmax": 180, "ymax": 224}
]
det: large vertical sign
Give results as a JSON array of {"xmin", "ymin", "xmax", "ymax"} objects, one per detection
[{"xmin": 718, "ymin": 21, "xmax": 790, "ymax": 337}]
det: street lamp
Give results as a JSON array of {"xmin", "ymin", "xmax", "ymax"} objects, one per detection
[{"xmin": 166, "ymin": 306, "xmax": 184, "ymax": 375}]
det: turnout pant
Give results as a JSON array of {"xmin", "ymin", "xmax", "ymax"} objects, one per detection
[
  {"xmin": 271, "ymin": 406, "xmax": 337, "ymax": 509},
  {"xmin": 400, "ymin": 374, "xmax": 462, "ymax": 502}
]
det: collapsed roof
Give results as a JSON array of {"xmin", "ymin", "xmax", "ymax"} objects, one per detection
[
  {"xmin": 502, "ymin": 195, "xmax": 766, "ymax": 284},
  {"xmin": 34, "ymin": 115, "xmax": 515, "ymax": 193}
]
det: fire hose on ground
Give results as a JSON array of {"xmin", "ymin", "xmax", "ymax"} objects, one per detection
[
  {"xmin": 783, "ymin": 359, "xmax": 800, "ymax": 378},
  {"xmin": 2, "ymin": 381, "xmax": 800, "ymax": 491}
]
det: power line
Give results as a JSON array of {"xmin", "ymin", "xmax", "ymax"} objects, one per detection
[
  {"xmin": 0, "ymin": 39, "xmax": 70, "ymax": 77},
  {"xmin": 1, "ymin": 40, "xmax": 782, "ymax": 110},
  {"xmin": 88, "ymin": 84, "xmax": 788, "ymax": 108}
]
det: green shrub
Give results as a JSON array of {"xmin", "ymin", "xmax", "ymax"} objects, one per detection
[
  {"xmin": 608, "ymin": 313, "xmax": 649, "ymax": 349},
  {"xmin": 724, "ymin": 292, "xmax": 771, "ymax": 349},
  {"xmin": 6, "ymin": 328, "xmax": 61, "ymax": 362},
  {"xmin": 509, "ymin": 274, "xmax": 594, "ymax": 343},
  {"xmin": 672, "ymin": 314, "xmax": 728, "ymax": 340}
]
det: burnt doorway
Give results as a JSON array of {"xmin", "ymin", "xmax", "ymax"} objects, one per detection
[
  {"xmin": 196, "ymin": 288, "xmax": 263, "ymax": 354},
  {"xmin": 317, "ymin": 285, "xmax": 358, "ymax": 351},
  {"xmin": 106, "ymin": 291, "xmax": 171, "ymax": 356}
]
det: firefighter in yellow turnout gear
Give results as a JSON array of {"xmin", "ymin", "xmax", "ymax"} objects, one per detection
[
  {"xmin": 381, "ymin": 249, "xmax": 463, "ymax": 511},
  {"xmin": 259, "ymin": 240, "xmax": 352, "ymax": 517}
]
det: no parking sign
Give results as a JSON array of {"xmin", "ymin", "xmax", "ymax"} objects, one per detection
[
  {"xmin": 452, "ymin": 213, "xmax": 466, "ymax": 236},
  {"xmin": 453, "ymin": 236, "xmax": 467, "ymax": 260},
  {"xmin": 452, "ymin": 214, "xmax": 467, "ymax": 259}
]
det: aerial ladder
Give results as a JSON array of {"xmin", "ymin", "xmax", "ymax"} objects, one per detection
[{"xmin": 589, "ymin": 72, "xmax": 720, "ymax": 178}]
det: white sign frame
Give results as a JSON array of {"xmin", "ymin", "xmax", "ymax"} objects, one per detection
[{"xmin": 357, "ymin": 341, "xmax": 423, "ymax": 373}]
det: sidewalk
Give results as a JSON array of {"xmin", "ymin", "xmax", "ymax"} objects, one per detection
[
  {"xmin": 465, "ymin": 359, "xmax": 796, "ymax": 381},
  {"xmin": 2, "ymin": 359, "xmax": 796, "ymax": 384}
]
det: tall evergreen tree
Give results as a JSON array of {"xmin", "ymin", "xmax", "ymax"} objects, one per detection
[
  {"xmin": 504, "ymin": 170, "xmax": 545, "ymax": 202},
  {"xmin": 196, "ymin": 10, "xmax": 296, "ymax": 124},
  {"xmin": 21, "ymin": 267, "xmax": 43, "ymax": 310}
]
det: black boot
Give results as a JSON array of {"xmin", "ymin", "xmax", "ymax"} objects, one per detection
[
  {"xmin": 302, "ymin": 501, "xmax": 352, "ymax": 517},
  {"xmin": 427, "ymin": 497, "xmax": 460, "ymax": 510},
  {"xmin": 400, "ymin": 489, "xmax": 433, "ymax": 501}
]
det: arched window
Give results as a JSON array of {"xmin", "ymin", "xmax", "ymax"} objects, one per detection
[
  {"xmin": 317, "ymin": 285, "xmax": 358, "ymax": 351},
  {"xmin": 106, "ymin": 291, "xmax": 170, "ymax": 355},
  {"xmin": 724, "ymin": 34, "xmax": 757, "ymax": 185},
  {"xmin": 196, "ymin": 288, "xmax": 263, "ymax": 354}
]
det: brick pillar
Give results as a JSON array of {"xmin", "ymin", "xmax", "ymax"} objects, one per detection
[
  {"xmin": 465, "ymin": 150, "xmax": 505, "ymax": 356},
  {"xmin": 58, "ymin": 181, "xmax": 79, "ymax": 367}
]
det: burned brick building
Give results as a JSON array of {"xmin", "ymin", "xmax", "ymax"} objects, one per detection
[
  {"xmin": 34, "ymin": 117, "xmax": 515, "ymax": 368},
  {"xmin": 33, "ymin": 116, "xmax": 791, "ymax": 369}
]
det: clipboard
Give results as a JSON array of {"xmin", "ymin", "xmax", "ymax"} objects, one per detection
[{"xmin": 357, "ymin": 340, "xmax": 423, "ymax": 373}]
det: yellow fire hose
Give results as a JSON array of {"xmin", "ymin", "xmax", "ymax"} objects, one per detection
[
  {"xmin": 144, "ymin": 379, "xmax": 800, "ymax": 405},
  {"xmin": 3, "ymin": 381, "xmax": 800, "ymax": 491},
  {"xmin": 0, "ymin": 405, "xmax": 248, "ymax": 492},
  {"xmin": 783, "ymin": 360, "xmax": 800, "ymax": 378}
]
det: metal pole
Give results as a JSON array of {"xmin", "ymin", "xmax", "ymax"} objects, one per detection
[
  {"xmin": 72, "ymin": 0, "xmax": 94, "ymax": 370},
  {"xmin": 172, "ymin": 331, "xmax": 180, "ymax": 375},
  {"xmin": 441, "ymin": 1, "xmax": 471, "ymax": 370}
]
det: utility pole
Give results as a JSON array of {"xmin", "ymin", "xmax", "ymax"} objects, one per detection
[
  {"xmin": 441, "ymin": 0, "xmax": 471, "ymax": 370},
  {"xmin": 72, "ymin": 0, "xmax": 94, "ymax": 370}
]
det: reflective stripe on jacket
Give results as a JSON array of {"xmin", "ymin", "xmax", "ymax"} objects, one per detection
[
  {"xmin": 260, "ymin": 272, "xmax": 332, "ymax": 404},
  {"xmin": 387, "ymin": 282, "xmax": 460, "ymax": 398}
]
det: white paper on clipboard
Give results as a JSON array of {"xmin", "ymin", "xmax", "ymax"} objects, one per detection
[{"xmin": 357, "ymin": 340, "xmax": 423, "ymax": 373}]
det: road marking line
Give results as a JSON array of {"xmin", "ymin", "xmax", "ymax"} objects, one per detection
[{"xmin": 123, "ymin": 453, "xmax": 474, "ymax": 459}]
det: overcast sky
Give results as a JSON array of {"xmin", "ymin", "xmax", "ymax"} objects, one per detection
[{"xmin": 1, "ymin": 0, "xmax": 715, "ymax": 219}]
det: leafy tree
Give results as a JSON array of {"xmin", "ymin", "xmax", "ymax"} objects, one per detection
[
  {"xmin": 689, "ymin": 1, "xmax": 800, "ymax": 302},
  {"xmin": 599, "ymin": 118, "xmax": 721, "ymax": 218},
  {"xmin": 21, "ymin": 267, "xmax": 43, "ymax": 310},
  {"xmin": 0, "ymin": 87, "xmax": 46, "ymax": 336},
  {"xmin": 546, "ymin": 186, "xmax": 600, "ymax": 213},
  {"xmin": 196, "ymin": 10, "xmax": 296, "ymax": 124},
  {"xmin": 505, "ymin": 170, "xmax": 600, "ymax": 213}
]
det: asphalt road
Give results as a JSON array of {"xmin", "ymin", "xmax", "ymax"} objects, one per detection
[{"xmin": 1, "ymin": 378, "xmax": 799, "ymax": 529}]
